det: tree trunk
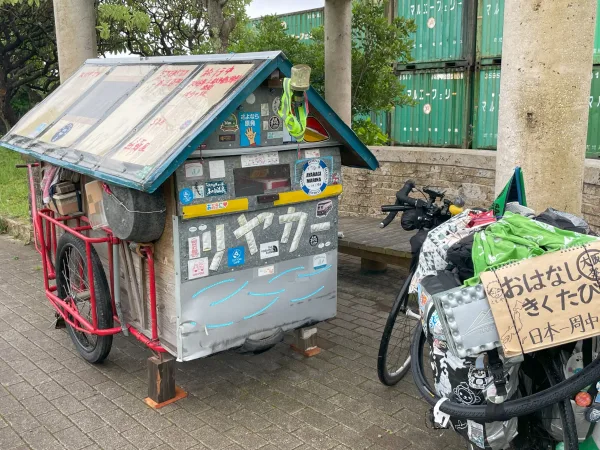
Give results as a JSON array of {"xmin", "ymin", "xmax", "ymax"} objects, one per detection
[{"xmin": 206, "ymin": 0, "xmax": 236, "ymax": 53}]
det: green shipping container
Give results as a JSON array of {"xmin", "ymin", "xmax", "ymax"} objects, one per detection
[
  {"xmin": 472, "ymin": 66, "xmax": 500, "ymax": 149},
  {"xmin": 353, "ymin": 111, "xmax": 390, "ymax": 136},
  {"xmin": 396, "ymin": 0, "xmax": 476, "ymax": 65},
  {"xmin": 587, "ymin": 67, "xmax": 600, "ymax": 157},
  {"xmin": 249, "ymin": 8, "xmax": 324, "ymax": 43},
  {"xmin": 392, "ymin": 68, "xmax": 471, "ymax": 147},
  {"xmin": 477, "ymin": 0, "xmax": 600, "ymax": 64},
  {"xmin": 476, "ymin": 0, "xmax": 504, "ymax": 63}
]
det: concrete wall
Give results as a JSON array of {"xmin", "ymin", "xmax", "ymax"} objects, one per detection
[{"xmin": 340, "ymin": 147, "xmax": 600, "ymax": 230}]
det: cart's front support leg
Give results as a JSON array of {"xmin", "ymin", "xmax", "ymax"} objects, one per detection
[
  {"xmin": 291, "ymin": 327, "xmax": 321, "ymax": 357},
  {"xmin": 144, "ymin": 353, "xmax": 187, "ymax": 409}
]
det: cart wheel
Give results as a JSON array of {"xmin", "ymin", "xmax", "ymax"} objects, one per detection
[{"xmin": 56, "ymin": 233, "xmax": 113, "ymax": 364}]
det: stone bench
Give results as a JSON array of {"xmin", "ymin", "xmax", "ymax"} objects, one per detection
[{"xmin": 338, "ymin": 216, "xmax": 415, "ymax": 271}]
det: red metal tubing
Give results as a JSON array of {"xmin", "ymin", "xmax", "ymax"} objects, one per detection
[
  {"xmin": 38, "ymin": 211, "xmax": 110, "ymax": 244},
  {"xmin": 84, "ymin": 241, "xmax": 99, "ymax": 330},
  {"xmin": 126, "ymin": 325, "xmax": 167, "ymax": 352},
  {"xmin": 36, "ymin": 213, "xmax": 51, "ymax": 293}
]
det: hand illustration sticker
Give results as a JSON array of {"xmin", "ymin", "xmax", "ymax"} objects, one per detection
[{"xmin": 245, "ymin": 127, "xmax": 257, "ymax": 146}]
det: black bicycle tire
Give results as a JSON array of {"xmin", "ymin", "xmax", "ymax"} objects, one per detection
[
  {"xmin": 410, "ymin": 324, "xmax": 600, "ymax": 422},
  {"xmin": 546, "ymin": 356, "xmax": 578, "ymax": 450},
  {"xmin": 56, "ymin": 233, "xmax": 113, "ymax": 364},
  {"xmin": 377, "ymin": 272, "xmax": 415, "ymax": 385}
]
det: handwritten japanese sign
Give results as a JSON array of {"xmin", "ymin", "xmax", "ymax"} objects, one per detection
[
  {"xmin": 112, "ymin": 63, "xmax": 253, "ymax": 166},
  {"xmin": 481, "ymin": 241, "xmax": 600, "ymax": 357}
]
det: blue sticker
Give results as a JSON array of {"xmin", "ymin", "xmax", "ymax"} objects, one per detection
[
  {"xmin": 205, "ymin": 180, "xmax": 227, "ymax": 196},
  {"xmin": 228, "ymin": 247, "xmax": 245, "ymax": 267},
  {"xmin": 301, "ymin": 159, "xmax": 329, "ymax": 196},
  {"xmin": 51, "ymin": 123, "xmax": 73, "ymax": 142},
  {"xmin": 239, "ymin": 112, "xmax": 261, "ymax": 147},
  {"xmin": 179, "ymin": 188, "xmax": 194, "ymax": 205}
]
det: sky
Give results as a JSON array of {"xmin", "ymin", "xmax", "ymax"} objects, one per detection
[{"xmin": 247, "ymin": 0, "xmax": 324, "ymax": 18}]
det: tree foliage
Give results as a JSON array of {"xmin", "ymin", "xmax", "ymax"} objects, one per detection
[
  {"xmin": 0, "ymin": 0, "xmax": 58, "ymax": 134},
  {"xmin": 96, "ymin": 0, "xmax": 250, "ymax": 56},
  {"xmin": 230, "ymin": 0, "xmax": 416, "ymax": 117}
]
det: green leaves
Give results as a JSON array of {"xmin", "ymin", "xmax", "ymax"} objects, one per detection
[{"xmin": 352, "ymin": 118, "xmax": 388, "ymax": 146}]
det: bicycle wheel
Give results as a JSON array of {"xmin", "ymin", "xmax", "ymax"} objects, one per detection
[
  {"xmin": 377, "ymin": 272, "xmax": 420, "ymax": 385},
  {"xmin": 56, "ymin": 233, "xmax": 113, "ymax": 364}
]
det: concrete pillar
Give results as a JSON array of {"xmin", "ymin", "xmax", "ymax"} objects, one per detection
[
  {"xmin": 53, "ymin": 0, "xmax": 97, "ymax": 81},
  {"xmin": 495, "ymin": 1, "xmax": 596, "ymax": 215},
  {"xmin": 324, "ymin": 0, "xmax": 352, "ymax": 125}
]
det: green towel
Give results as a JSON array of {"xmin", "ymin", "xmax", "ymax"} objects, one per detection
[{"xmin": 466, "ymin": 212, "xmax": 597, "ymax": 285}]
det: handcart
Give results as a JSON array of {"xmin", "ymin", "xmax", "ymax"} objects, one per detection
[{"xmin": 1, "ymin": 51, "xmax": 379, "ymax": 406}]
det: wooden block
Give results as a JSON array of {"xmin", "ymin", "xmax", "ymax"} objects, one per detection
[
  {"xmin": 147, "ymin": 354, "xmax": 176, "ymax": 404},
  {"xmin": 144, "ymin": 386, "xmax": 187, "ymax": 409},
  {"xmin": 291, "ymin": 327, "xmax": 321, "ymax": 358}
]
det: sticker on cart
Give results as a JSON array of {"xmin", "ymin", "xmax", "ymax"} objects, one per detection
[
  {"xmin": 246, "ymin": 93, "xmax": 256, "ymax": 105},
  {"xmin": 202, "ymin": 231, "xmax": 212, "ymax": 252},
  {"xmin": 228, "ymin": 247, "xmax": 245, "ymax": 267},
  {"xmin": 205, "ymin": 181, "xmax": 227, "ymax": 196},
  {"xmin": 309, "ymin": 235, "xmax": 319, "ymax": 247},
  {"xmin": 269, "ymin": 116, "xmax": 280, "ymax": 130},
  {"xmin": 206, "ymin": 201, "xmax": 228, "ymax": 211},
  {"xmin": 209, "ymin": 251, "xmax": 224, "ymax": 271},
  {"xmin": 198, "ymin": 224, "xmax": 207, "ymax": 231},
  {"xmin": 220, "ymin": 114, "xmax": 239, "ymax": 132},
  {"xmin": 325, "ymin": 241, "xmax": 331, "ymax": 247},
  {"xmin": 304, "ymin": 149, "xmax": 320, "ymax": 158},
  {"xmin": 241, "ymin": 152, "xmax": 279, "ymax": 167},
  {"xmin": 218, "ymin": 134, "xmax": 235, "ymax": 143},
  {"xmin": 188, "ymin": 236, "xmax": 201, "ymax": 259},
  {"xmin": 262, "ymin": 121, "xmax": 269, "ymax": 131},
  {"xmin": 261, "ymin": 103, "xmax": 269, "ymax": 116},
  {"xmin": 258, "ymin": 265, "xmax": 275, "ymax": 277},
  {"xmin": 311, "ymin": 222, "xmax": 330, "ymax": 233},
  {"xmin": 313, "ymin": 253, "xmax": 327, "ymax": 270},
  {"xmin": 179, "ymin": 188, "xmax": 194, "ymax": 205},
  {"xmin": 209, "ymin": 160, "xmax": 226, "ymax": 179},
  {"xmin": 189, "ymin": 226, "xmax": 197, "ymax": 233},
  {"xmin": 316, "ymin": 199, "xmax": 333, "ymax": 218},
  {"xmin": 318, "ymin": 243, "xmax": 325, "ymax": 249},
  {"xmin": 267, "ymin": 131, "xmax": 283, "ymax": 140},
  {"xmin": 332, "ymin": 172, "xmax": 341, "ymax": 185},
  {"xmin": 272, "ymin": 97, "xmax": 281, "ymax": 114},
  {"xmin": 301, "ymin": 159, "xmax": 329, "ymax": 196},
  {"xmin": 188, "ymin": 257, "xmax": 209, "ymax": 280},
  {"xmin": 193, "ymin": 184, "xmax": 205, "ymax": 199},
  {"xmin": 240, "ymin": 112, "xmax": 261, "ymax": 147},
  {"xmin": 185, "ymin": 162, "xmax": 203, "ymax": 179},
  {"xmin": 260, "ymin": 241, "xmax": 280, "ymax": 260}
]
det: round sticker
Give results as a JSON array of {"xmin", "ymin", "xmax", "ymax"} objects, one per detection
[
  {"xmin": 179, "ymin": 188, "xmax": 194, "ymax": 205},
  {"xmin": 198, "ymin": 224, "xmax": 207, "ymax": 231},
  {"xmin": 269, "ymin": 116, "xmax": 281, "ymax": 130},
  {"xmin": 318, "ymin": 243, "xmax": 325, "ymax": 249},
  {"xmin": 189, "ymin": 226, "xmax": 198, "ymax": 233},
  {"xmin": 51, "ymin": 123, "xmax": 73, "ymax": 142},
  {"xmin": 423, "ymin": 104, "xmax": 432, "ymax": 115},
  {"xmin": 325, "ymin": 241, "xmax": 331, "ymax": 247},
  {"xmin": 301, "ymin": 159, "xmax": 329, "ymax": 196},
  {"xmin": 272, "ymin": 97, "xmax": 281, "ymax": 114},
  {"xmin": 427, "ymin": 17, "xmax": 436, "ymax": 29},
  {"xmin": 246, "ymin": 93, "xmax": 256, "ymax": 105},
  {"xmin": 309, "ymin": 235, "xmax": 319, "ymax": 246}
]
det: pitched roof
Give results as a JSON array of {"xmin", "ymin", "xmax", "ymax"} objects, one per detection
[{"xmin": 0, "ymin": 51, "xmax": 378, "ymax": 193}]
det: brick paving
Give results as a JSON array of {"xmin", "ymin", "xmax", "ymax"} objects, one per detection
[{"xmin": 0, "ymin": 235, "xmax": 464, "ymax": 450}]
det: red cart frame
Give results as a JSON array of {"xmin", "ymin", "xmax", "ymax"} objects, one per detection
[{"xmin": 23, "ymin": 163, "xmax": 167, "ymax": 354}]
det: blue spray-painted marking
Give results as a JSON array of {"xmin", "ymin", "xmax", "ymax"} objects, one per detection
[
  {"xmin": 290, "ymin": 286, "xmax": 325, "ymax": 303},
  {"xmin": 268, "ymin": 266, "xmax": 304, "ymax": 284},
  {"xmin": 243, "ymin": 297, "xmax": 279, "ymax": 320},
  {"xmin": 210, "ymin": 281, "xmax": 249, "ymax": 306},
  {"xmin": 206, "ymin": 322, "xmax": 234, "ymax": 329},
  {"xmin": 247, "ymin": 289, "xmax": 285, "ymax": 296},
  {"xmin": 298, "ymin": 265, "xmax": 332, "ymax": 278},
  {"xmin": 192, "ymin": 279, "xmax": 236, "ymax": 299}
]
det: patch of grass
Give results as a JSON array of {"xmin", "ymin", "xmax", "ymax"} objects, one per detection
[{"xmin": 0, "ymin": 147, "xmax": 29, "ymax": 220}]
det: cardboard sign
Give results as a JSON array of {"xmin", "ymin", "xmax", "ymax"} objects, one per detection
[{"xmin": 481, "ymin": 241, "xmax": 600, "ymax": 357}]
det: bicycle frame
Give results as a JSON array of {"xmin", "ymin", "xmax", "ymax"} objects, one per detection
[{"xmin": 24, "ymin": 163, "xmax": 167, "ymax": 353}]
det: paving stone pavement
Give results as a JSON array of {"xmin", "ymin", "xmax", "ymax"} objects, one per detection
[{"xmin": 0, "ymin": 235, "xmax": 466, "ymax": 450}]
